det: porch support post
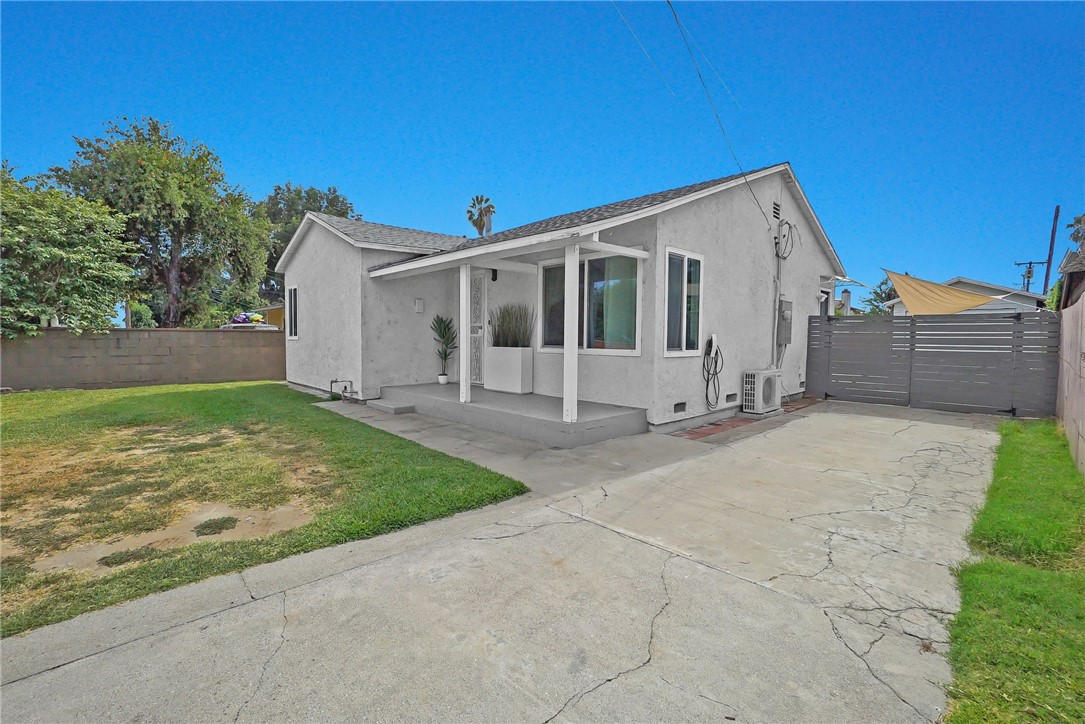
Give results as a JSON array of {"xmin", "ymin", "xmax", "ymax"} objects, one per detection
[
  {"xmin": 562, "ymin": 243, "xmax": 579, "ymax": 423},
  {"xmin": 459, "ymin": 263, "xmax": 471, "ymax": 404}
]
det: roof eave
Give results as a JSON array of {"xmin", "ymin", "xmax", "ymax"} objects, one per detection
[
  {"xmin": 275, "ymin": 212, "xmax": 444, "ymax": 273},
  {"xmin": 373, "ymin": 163, "xmax": 846, "ymax": 279}
]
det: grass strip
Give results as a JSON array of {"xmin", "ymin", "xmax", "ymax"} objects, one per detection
[{"xmin": 948, "ymin": 420, "xmax": 1085, "ymax": 722}]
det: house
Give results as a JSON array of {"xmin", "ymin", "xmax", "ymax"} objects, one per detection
[
  {"xmin": 886, "ymin": 276, "xmax": 1045, "ymax": 316},
  {"xmin": 276, "ymin": 162, "xmax": 843, "ymax": 444},
  {"xmin": 252, "ymin": 304, "xmax": 286, "ymax": 330},
  {"xmin": 834, "ymin": 288, "xmax": 864, "ymax": 316},
  {"xmin": 1056, "ymin": 249, "xmax": 1085, "ymax": 310}
]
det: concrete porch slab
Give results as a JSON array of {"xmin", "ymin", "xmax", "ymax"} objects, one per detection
[
  {"xmin": 378, "ymin": 383, "xmax": 647, "ymax": 448},
  {"xmin": 315, "ymin": 400, "xmax": 711, "ymax": 499}
]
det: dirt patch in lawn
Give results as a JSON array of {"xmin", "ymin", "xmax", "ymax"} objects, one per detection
[
  {"xmin": 31, "ymin": 502, "xmax": 313, "ymax": 573},
  {"xmin": 1, "ymin": 423, "xmax": 334, "ymax": 566}
]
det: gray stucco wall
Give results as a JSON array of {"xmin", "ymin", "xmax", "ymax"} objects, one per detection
[
  {"xmin": 283, "ymin": 172, "xmax": 840, "ymax": 426},
  {"xmin": 361, "ymin": 252, "xmax": 461, "ymax": 399},
  {"xmin": 650, "ymin": 173, "xmax": 835, "ymax": 425},
  {"xmin": 282, "ymin": 224, "xmax": 363, "ymax": 393}
]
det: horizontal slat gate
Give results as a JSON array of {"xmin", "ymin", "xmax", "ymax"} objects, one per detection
[{"xmin": 805, "ymin": 312, "xmax": 1060, "ymax": 417}]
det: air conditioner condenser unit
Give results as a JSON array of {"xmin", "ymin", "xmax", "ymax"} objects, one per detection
[{"xmin": 742, "ymin": 369, "xmax": 783, "ymax": 415}]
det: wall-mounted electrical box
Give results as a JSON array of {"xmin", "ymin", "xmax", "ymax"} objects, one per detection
[
  {"xmin": 414, "ymin": 298, "xmax": 424, "ymax": 314},
  {"xmin": 776, "ymin": 299, "xmax": 793, "ymax": 346}
]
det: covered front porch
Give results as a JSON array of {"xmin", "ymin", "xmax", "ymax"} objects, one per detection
[
  {"xmin": 374, "ymin": 383, "xmax": 648, "ymax": 449},
  {"xmin": 371, "ymin": 231, "xmax": 650, "ymax": 428}
]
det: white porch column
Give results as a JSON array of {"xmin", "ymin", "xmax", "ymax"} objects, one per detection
[
  {"xmin": 459, "ymin": 263, "xmax": 471, "ymax": 404},
  {"xmin": 562, "ymin": 243, "xmax": 579, "ymax": 423}
]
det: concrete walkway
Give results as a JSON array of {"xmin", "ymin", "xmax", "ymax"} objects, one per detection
[{"xmin": 0, "ymin": 403, "xmax": 998, "ymax": 723}]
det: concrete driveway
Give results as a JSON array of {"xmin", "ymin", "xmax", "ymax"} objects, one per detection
[{"xmin": 1, "ymin": 403, "xmax": 996, "ymax": 723}]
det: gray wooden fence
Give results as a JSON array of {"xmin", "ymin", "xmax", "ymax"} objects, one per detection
[{"xmin": 806, "ymin": 312, "xmax": 1061, "ymax": 417}]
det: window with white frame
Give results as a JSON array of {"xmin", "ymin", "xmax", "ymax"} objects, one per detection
[
  {"xmin": 287, "ymin": 287, "xmax": 298, "ymax": 338},
  {"xmin": 665, "ymin": 250, "xmax": 702, "ymax": 354},
  {"xmin": 541, "ymin": 255, "xmax": 639, "ymax": 351}
]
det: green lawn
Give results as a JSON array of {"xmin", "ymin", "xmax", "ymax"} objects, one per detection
[
  {"xmin": 948, "ymin": 420, "xmax": 1085, "ymax": 722},
  {"xmin": 0, "ymin": 382, "xmax": 528, "ymax": 637}
]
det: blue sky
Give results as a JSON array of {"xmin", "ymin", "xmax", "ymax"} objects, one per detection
[{"xmin": 2, "ymin": 1, "xmax": 1082, "ymax": 297}]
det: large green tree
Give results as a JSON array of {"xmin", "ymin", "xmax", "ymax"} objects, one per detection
[
  {"xmin": 51, "ymin": 117, "xmax": 269, "ymax": 327},
  {"xmin": 253, "ymin": 183, "xmax": 359, "ymax": 301},
  {"xmin": 0, "ymin": 167, "xmax": 135, "ymax": 338}
]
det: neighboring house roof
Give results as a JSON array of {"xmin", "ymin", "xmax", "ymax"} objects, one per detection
[
  {"xmin": 1058, "ymin": 249, "xmax": 1085, "ymax": 274},
  {"xmin": 940, "ymin": 276, "xmax": 1046, "ymax": 301},
  {"xmin": 450, "ymin": 167, "xmax": 774, "ymax": 252}
]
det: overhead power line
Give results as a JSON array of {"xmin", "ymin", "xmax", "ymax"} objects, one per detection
[
  {"xmin": 609, "ymin": 1, "xmax": 675, "ymax": 96},
  {"xmin": 671, "ymin": 10, "xmax": 742, "ymax": 111},
  {"xmin": 665, "ymin": 0, "xmax": 773, "ymax": 229}
]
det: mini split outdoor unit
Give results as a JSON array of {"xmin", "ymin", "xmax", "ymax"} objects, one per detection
[{"xmin": 742, "ymin": 369, "xmax": 783, "ymax": 414}]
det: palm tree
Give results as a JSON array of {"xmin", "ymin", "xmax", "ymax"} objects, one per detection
[{"xmin": 466, "ymin": 195, "xmax": 495, "ymax": 238}]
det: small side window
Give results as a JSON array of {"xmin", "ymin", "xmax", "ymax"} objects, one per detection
[
  {"xmin": 287, "ymin": 287, "xmax": 299, "ymax": 339},
  {"xmin": 664, "ymin": 250, "xmax": 703, "ymax": 354}
]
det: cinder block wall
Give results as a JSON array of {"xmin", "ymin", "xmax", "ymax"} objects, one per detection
[{"xmin": 0, "ymin": 329, "xmax": 285, "ymax": 390}]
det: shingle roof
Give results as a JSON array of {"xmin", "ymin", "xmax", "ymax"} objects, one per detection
[
  {"xmin": 1059, "ymin": 249, "xmax": 1085, "ymax": 274},
  {"xmin": 450, "ymin": 165, "xmax": 776, "ymax": 252},
  {"xmin": 311, "ymin": 212, "xmax": 464, "ymax": 252}
]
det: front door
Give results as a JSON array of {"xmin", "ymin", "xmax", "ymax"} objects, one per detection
[{"xmin": 469, "ymin": 272, "xmax": 487, "ymax": 384}]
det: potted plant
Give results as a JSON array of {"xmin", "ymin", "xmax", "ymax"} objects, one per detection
[
  {"xmin": 484, "ymin": 303, "xmax": 535, "ymax": 394},
  {"xmin": 430, "ymin": 314, "xmax": 457, "ymax": 385}
]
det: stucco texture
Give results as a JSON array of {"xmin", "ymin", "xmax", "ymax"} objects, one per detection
[
  {"xmin": 282, "ymin": 224, "xmax": 363, "ymax": 393},
  {"xmin": 650, "ymin": 173, "xmax": 834, "ymax": 424},
  {"xmin": 283, "ymin": 173, "xmax": 840, "ymax": 426}
]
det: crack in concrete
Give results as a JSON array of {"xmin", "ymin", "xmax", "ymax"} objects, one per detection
[
  {"xmin": 466, "ymin": 512, "xmax": 585, "ymax": 540},
  {"xmin": 233, "ymin": 592, "xmax": 288, "ymax": 723},
  {"xmin": 824, "ymin": 610, "xmax": 928, "ymax": 721},
  {"xmin": 239, "ymin": 572, "xmax": 257, "ymax": 601},
  {"xmin": 467, "ymin": 516, "xmax": 583, "ymax": 541},
  {"xmin": 658, "ymin": 675, "xmax": 747, "ymax": 722},
  {"xmin": 543, "ymin": 555, "xmax": 675, "ymax": 723}
]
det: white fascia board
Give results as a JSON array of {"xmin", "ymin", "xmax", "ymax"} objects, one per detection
[
  {"xmin": 780, "ymin": 165, "xmax": 846, "ymax": 276},
  {"xmin": 274, "ymin": 213, "xmax": 440, "ymax": 273},
  {"xmin": 372, "ymin": 164, "xmax": 792, "ymax": 279},
  {"xmin": 580, "ymin": 240, "xmax": 649, "ymax": 259},
  {"xmin": 372, "ymin": 236, "xmax": 581, "ymax": 279}
]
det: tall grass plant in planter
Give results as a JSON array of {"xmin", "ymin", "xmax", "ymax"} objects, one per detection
[
  {"xmin": 431, "ymin": 314, "xmax": 457, "ymax": 384},
  {"xmin": 485, "ymin": 303, "xmax": 535, "ymax": 394}
]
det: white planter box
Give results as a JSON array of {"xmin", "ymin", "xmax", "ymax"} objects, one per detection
[{"xmin": 484, "ymin": 347, "xmax": 533, "ymax": 395}]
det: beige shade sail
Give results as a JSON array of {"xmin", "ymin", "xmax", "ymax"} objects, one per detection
[{"xmin": 886, "ymin": 270, "xmax": 996, "ymax": 315}]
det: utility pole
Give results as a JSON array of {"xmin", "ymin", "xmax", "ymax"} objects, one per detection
[
  {"xmin": 1014, "ymin": 260, "xmax": 1047, "ymax": 293},
  {"xmin": 1042, "ymin": 205, "xmax": 1061, "ymax": 295}
]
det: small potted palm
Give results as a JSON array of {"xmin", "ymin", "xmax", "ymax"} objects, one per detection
[
  {"xmin": 430, "ymin": 314, "xmax": 458, "ymax": 385},
  {"xmin": 485, "ymin": 303, "xmax": 535, "ymax": 394}
]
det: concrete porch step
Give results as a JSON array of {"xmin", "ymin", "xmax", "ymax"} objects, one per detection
[{"xmin": 367, "ymin": 399, "xmax": 415, "ymax": 415}]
